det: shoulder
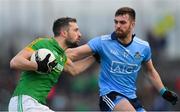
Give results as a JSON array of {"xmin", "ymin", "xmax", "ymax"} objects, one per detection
[
  {"xmin": 27, "ymin": 37, "xmax": 52, "ymax": 48},
  {"xmin": 100, "ymin": 34, "xmax": 111, "ymax": 40},
  {"xmin": 133, "ymin": 36, "xmax": 150, "ymax": 47},
  {"xmin": 92, "ymin": 34, "xmax": 112, "ymax": 41},
  {"xmin": 33, "ymin": 37, "xmax": 50, "ymax": 43}
]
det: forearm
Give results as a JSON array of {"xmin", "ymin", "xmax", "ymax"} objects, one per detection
[
  {"xmin": 73, "ymin": 55, "xmax": 95, "ymax": 75},
  {"xmin": 148, "ymin": 69, "xmax": 164, "ymax": 91},
  {"xmin": 66, "ymin": 49, "xmax": 90, "ymax": 61},
  {"xmin": 145, "ymin": 60, "xmax": 178, "ymax": 105},
  {"xmin": 64, "ymin": 55, "xmax": 96, "ymax": 76},
  {"xmin": 66, "ymin": 44, "xmax": 93, "ymax": 61},
  {"xmin": 10, "ymin": 56, "xmax": 37, "ymax": 71}
]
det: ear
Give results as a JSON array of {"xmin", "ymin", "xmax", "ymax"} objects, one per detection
[
  {"xmin": 131, "ymin": 21, "xmax": 135, "ymax": 28},
  {"xmin": 60, "ymin": 30, "xmax": 68, "ymax": 38}
]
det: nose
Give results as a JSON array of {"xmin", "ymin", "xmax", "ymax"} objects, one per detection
[
  {"xmin": 116, "ymin": 22, "xmax": 121, "ymax": 28},
  {"xmin": 79, "ymin": 32, "xmax": 82, "ymax": 38}
]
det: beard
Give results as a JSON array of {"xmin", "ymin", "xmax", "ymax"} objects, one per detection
[
  {"xmin": 115, "ymin": 29, "xmax": 130, "ymax": 39},
  {"xmin": 115, "ymin": 25, "xmax": 132, "ymax": 39},
  {"xmin": 65, "ymin": 39, "xmax": 79, "ymax": 48}
]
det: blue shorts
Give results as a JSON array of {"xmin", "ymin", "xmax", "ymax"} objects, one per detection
[{"xmin": 99, "ymin": 91, "xmax": 145, "ymax": 111}]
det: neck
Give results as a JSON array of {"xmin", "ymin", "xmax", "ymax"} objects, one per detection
[{"xmin": 54, "ymin": 36, "xmax": 68, "ymax": 50}]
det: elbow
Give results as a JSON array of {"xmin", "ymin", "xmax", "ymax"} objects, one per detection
[
  {"xmin": 64, "ymin": 67, "xmax": 79, "ymax": 76},
  {"xmin": 70, "ymin": 73, "xmax": 76, "ymax": 76},
  {"xmin": 70, "ymin": 68, "xmax": 81, "ymax": 76},
  {"xmin": 70, "ymin": 70, "xmax": 79, "ymax": 76},
  {"xmin": 10, "ymin": 58, "xmax": 17, "ymax": 69}
]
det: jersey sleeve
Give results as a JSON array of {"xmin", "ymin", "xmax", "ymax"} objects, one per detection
[
  {"xmin": 25, "ymin": 38, "xmax": 44, "ymax": 51},
  {"xmin": 143, "ymin": 43, "xmax": 152, "ymax": 62},
  {"xmin": 87, "ymin": 37, "xmax": 102, "ymax": 54}
]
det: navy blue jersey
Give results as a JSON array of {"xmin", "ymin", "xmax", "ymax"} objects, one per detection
[{"xmin": 88, "ymin": 32, "xmax": 151, "ymax": 99}]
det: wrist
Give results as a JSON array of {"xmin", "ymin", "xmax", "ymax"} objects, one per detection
[{"xmin": 160, "ymin": 87, "xmax": 167, "ymax": 95}]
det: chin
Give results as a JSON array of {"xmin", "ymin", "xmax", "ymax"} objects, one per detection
[{"xmin": 69, "ymin": 44, "xmax": 79, "ymax": 48}]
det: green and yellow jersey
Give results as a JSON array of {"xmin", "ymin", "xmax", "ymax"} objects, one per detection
[{"xmin": 13, "ymin": 37, "xmax": 67, "ymax": 104}]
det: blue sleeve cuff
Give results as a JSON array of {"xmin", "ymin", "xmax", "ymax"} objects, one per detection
[{"xmin": 160, "ymin": 87, "xmax": 166, "ymax": 95}]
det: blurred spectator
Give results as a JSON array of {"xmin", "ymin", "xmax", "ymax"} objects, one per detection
[
  {"xmin": 146, "ymin": 14, "xmax": 175, "ymax": 63},
  {"xmin": 146, "ymin": 28, "xmax": 167, "ymax": 62}
]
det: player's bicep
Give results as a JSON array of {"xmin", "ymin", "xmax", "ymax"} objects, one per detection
[
  {"xmin": 76, "ymin": 44, "xmax": 93, "ymax": 56},
  {"xmin": 16, "ymin": 47, "xmax": 35, "ymax": 60},
  {"xmin": 66, "ymin": 44, "xmax": 93, "ymax": 61},
  {"xmin": 10, "ymin": 47, "xmax": 36, "ymax": 69}
]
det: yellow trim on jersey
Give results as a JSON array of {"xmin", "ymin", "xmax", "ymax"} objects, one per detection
[
  {"xmin": 25, "ymin": 47, "xmax": 35, "ymax": 52},
  {"xmin": 26, "ymin": 38, "xmax": 44, "ymax": 48},
  {"xmin": 65, "ymin": 58, "xmax": 71, "ymax": 65}
]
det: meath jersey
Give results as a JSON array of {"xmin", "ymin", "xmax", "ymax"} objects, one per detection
[
  {"xmin": 88, "ymin": 32, "xmax": 151, "ymax": 99},
  {"xmin": 13, "ymin": 37, "xmax": 67, "ymax": 104}
]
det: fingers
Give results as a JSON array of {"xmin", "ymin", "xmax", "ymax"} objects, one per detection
[
  {"xmin": 163, "ymin": 90, "xmax": 178, "ymax": 105},
  {"xmin": 171, "ymin": 92, "xmax": 178, "ymax": 105},
  {"xmin": 49, "ymin": 60, "xmax": 57, "ymax": 68},
  {"xmin": 44, "ymin": 54, "xmax": 51, "ymax": 61}
]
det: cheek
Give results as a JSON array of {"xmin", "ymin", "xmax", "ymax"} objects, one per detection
[
  {"xmin": 122, "ymin": 25, "xmax": 130, "ymax": 30},
  {"xmin": 69, "ymin": 32, "xmax": 76, "ymax": 38},
  {"xmin": 69, "ymin": 33, "xmax": 77, "ymax": 40},
  {"xmin": 71, "ymin": 32, "xmax": 77, "ymax": 36}
]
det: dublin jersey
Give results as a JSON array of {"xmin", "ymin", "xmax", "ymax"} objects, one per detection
[
  {"xmin": 88, "ymin": 32, "xmax": 151, "ymax": 99},
  {"xmin": 13, "ymin": 37, "xmax": 67, "ymax": 104}
]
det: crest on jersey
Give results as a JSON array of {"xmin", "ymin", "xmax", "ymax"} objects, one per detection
[
  {"xmin": 134, "ymin": 52, "xmax": 141, "ymax": 59},
  {"xmin": 59, "ymin": 57, "xmax": 63, "ymax": 62}
]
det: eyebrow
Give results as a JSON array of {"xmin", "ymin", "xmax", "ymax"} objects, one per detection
[
  {"xmin": 114, "ymin": 19, "xmax": 119, "ymax": 22},
  {"xmin": 114, "ymin": 19, "xmax": 126, "ymax": 23}
]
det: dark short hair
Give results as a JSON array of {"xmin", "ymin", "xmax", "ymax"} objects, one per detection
[
  {"xmin": 53, "ymin": 17, "xmax": 77, "ymax": 36},
  {"xmin": 115, "ymin": 7, "xmax": 136, "ymax": 20}
]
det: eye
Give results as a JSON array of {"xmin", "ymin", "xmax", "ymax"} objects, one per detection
[
  {"xmin": 120, "ymin": 21, "xmax": 126, "ymax": 24},
  {"xmin": 114, "ymin": 19, "xmax": 118, "ymax": 24},
  {"xmin": 74, "ymin": 28, "xmax": 79, "ymax": 32}
]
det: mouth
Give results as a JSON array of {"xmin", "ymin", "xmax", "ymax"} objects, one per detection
[
  {"xmin": 76, "ymin": 39, "xmax": 81, "ymax": 43},
  {"xmin": 116, "ymin": 30, "xmax": 123, "ymax": 34}
]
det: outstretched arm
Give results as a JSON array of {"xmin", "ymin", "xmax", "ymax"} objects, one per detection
[
  {"xmin": 66, "ymin": 44, "xmax": 93, "ymax": 61},
  {"xmin": 64, "ymin": 55, "xmax": 96, "ymax": 76},
  {"xmin": 145, "ymin": 59, "xmax": 178, "ymax": 105},
  {"xmin": 10, "ymin": 48, "xmax": 37, "ymax": 71}
]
